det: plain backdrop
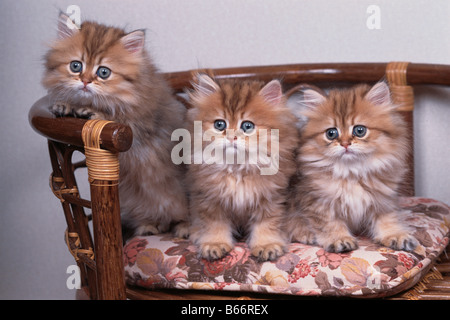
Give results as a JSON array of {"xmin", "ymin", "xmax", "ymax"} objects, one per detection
[{"xmin": 0, "ymin": 0, "xmax": 449, "ymax": 299}]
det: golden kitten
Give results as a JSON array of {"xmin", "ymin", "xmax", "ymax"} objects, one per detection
[
  {"xmin": 286, "ymin": 81, "xmax": 418, "ymax": 253},
  {"xmin": 42, "ymin": 14, "xmax": 189, "ymax": 237},
  {"xmin": 186, "ymin": 75, "xmax": 298, "ymax": 261}
]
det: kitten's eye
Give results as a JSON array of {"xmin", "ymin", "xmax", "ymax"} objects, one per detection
[
  {"xmin": 69, "ymin": 61, "xmax": 82, "ymax": 73},
  {"xmin": 325, "ymin": 128, "xmax": 339, "ymax": 140},
  {"xmin": 214, "ymin": 120, "xmax": 227, "ymax": 131},
  {"xmin": 353, "ymin": 125, "xmax": 367, "ymax": 138},
  {"xmin": 241, "ymin": 121, "xmax": 255, "ymax": 133},
  {"xmin": 97, "ymin": 66, "xmax": 111, "ymax": 79}
]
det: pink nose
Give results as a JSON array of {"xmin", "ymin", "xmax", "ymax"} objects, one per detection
[{"xmin": 341, "ymin": 141, "xmax": 351, "ymax": 149}]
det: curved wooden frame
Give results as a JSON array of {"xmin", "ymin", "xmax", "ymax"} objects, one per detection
[
  {"xmin": 165, "ymin": 62, "xmax": 450, "ymax": 91},
  {"xmin": 29, "ymin": 62, "xmax": 450, "ymax": 300}
]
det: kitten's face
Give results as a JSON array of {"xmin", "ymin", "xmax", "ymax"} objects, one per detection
[
  {"xmin": 290, "ymin": 82, "xmax": 407, "ymax": 171},
  {"xmin": 43, "ymin": 15, "xmax": 145, "ymax": 113},
  {"xmin": 188, "ymin": 76, "xmax": 294, "ymax": 171},
  {"xmin": 202, "ymin": 113, "xmax": 257, "ymax": 161}
]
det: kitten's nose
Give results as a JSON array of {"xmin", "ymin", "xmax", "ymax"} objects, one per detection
[
  {"xmin": 81, "ymin": 76, "xmax": 92, "ymax": 87},
  {"xmin": 227, "ymin": 136, "xmax": 238, "ymax": 144},
  {"xmin": 226, "ymin": 131, "xmax": 238, "ymax": 142},
  {"xmin": 341, "ymin": 141, "xmax": 351, "ymax": 149},
  {"xmin": 81, "ymin": 80, "xmax": 91, "ymax": 92}
]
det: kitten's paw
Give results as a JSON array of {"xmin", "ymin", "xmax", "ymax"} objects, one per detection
[
  {"xmin": 379, "ymin": 233, "xmax": 418, "ymax": 252},
  {"xmin": 200, "ymin": 242, "xmax": 233, "ymax": 261},
  {"xmin": 50, "ymin": 102, "xmax": 73, "ymax": 117},
  {"xmin": 134, "ymin": 224, "xmax": 160, "ymax": 236},
  {"xmin": 291, "ymin": 229, "xmax": 316, "ymax": 245},
  {"xmin": 324, "ymin": 237, "xmax": 358, "ymax": 253},
  {"xmin": 50, "ymin": 103, "xmax": 98, "ymax": 119},
  {"xmin": 251, "ymin": 243, "xmax": 285, "ymax": 262},
  {"xmin": 286, "ymin": 217, "xmax": 316, "ymax": 245},
  {"xmin": 73, "ymin": 107, "xmax": 98, "ymax": 119},
  {"xmin": 173, "ymin": 221, "xmax": 190, "ymax": 239}
]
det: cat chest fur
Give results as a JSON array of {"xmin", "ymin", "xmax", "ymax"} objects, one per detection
[
  {"xmin": 211, "ymin": 169, "xmax": 274, "ymax": 215},
  {"xmin": 316, "ymin": 175, "xmax": 390, "ymax": 230}
]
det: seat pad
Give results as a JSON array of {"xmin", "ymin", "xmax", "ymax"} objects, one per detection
[{"xmin": 124, "ymin": 197, "xmax": 449, "ymax": 298}]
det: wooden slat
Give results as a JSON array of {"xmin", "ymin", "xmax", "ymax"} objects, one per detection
[
  {"xmin": 165, "ymin": 63, "xmax": 450, "ymax": 91},
  {"xmin": 436, "ymin": 263, "xmax": 450, "ymax": 274},
  {"xmin": 126, "ymin": 287, "xmax": 270, "ymax": 300},
  {"xmin": 425, "ymin": 278, "xmax": 450, "ymax": 290},
  {"xmin": 415, "ymin": 293, "xmax": 450, "ymax": 300}
]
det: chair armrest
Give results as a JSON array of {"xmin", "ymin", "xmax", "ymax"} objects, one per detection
[
  {"xmin": 29, "ymin": 96, "xmax": 133, "ymax": 153},
  {"xmin": 30, "ymin": 95, "xmax": 132, "ymax": 299}
]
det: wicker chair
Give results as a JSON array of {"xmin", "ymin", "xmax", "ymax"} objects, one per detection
[{"xmin": 29, "ymin": 62, "xmax": 450, "ymax": 300}]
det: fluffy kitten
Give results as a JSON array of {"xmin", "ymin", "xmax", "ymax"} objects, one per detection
[
  {"xmin": 43, "ymin": 14, "xmax": 189, "ymax": 237},
  {"xmin": 286, "ymin": 81, "xmax": 418, "ymax": 253},
  {"xmin": 186, "ymin": 75, "xmax": 298, "ymax": 261}
]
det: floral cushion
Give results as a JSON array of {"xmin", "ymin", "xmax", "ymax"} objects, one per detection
[{"xmin": 124, "ymin": 197, "xmax": 450, "ymax": 298}]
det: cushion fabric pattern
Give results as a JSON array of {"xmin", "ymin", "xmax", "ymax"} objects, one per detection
[{"xmin": 124, "ymin": 197, "xmax": 449, "ymax": 298}]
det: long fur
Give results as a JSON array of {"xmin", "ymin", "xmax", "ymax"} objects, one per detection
[
  {"xmin": 286, "ymin": 82, "xmax": 418, "ymax": 253},
  {"xmin": 187, "ymin": 76, "xmax": 298, "ymax": 261},
  {"xmin": 42, "ymin": 14, "xmax": 189, "ymax": 238}
]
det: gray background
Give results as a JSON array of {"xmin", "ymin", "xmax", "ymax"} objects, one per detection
[{"xmin": 0, "ymin": 0, "xmax": 449, "ymax": 299}]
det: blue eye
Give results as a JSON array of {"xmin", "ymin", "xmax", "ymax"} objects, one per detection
[
  {"xmin": 214, "ymin": 120, "xmax": 227, "ymax": 131},
  {"xmin": 241, "ymin": 121, "xmax": 255, "ymax": 133},
  {"xmin": 325, "ymin": 128, "xmax": 339, "ymax": 140},
  {"xmin": 353, "ymin": 125, "xmax": 367, "ymax": 138},
  {"xmin": 97, "ymin": 66, "xmax": 111, "ymax": 79},
  {"xmin": 69, "ymin": 61, "xmax": 82, "ymax": 73}
]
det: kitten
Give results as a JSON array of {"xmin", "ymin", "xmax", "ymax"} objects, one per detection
[
  {"xmin": 186, "ymin": 75, "xmax": 298, "ymax": 261},
  {"xmin": 286, "ymin": 81, "xmax": 418, "ymax": 253},
  {"xmin": 43, "ymin": 14, "xmax": 189, "ymax": 238}
]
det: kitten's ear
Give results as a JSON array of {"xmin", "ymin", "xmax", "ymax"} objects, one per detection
[
  {"xmin": 192, "ymin": 73, "xmax": 220, "ymax": 97},
  {"xmin": 259, "ymin": 80, "xmax": 283, "ymax": 106},
  {"xmin": 286, "ymin": 84, "xmax": 327, "ymax": 127},
  {"xmin": 121, "ymin": 30, "xmax": 146, "ymax": 54},
  {"xmin": 286, "ymin": 85, "xmax": 327, "ymax": 111},
  {"xmin": 57, "ymin": 13, "xmax": 79, "ymax": 39},
  {"xmin": 365, "ymin": 81, "xmax": 392, "ymax": 106}
]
